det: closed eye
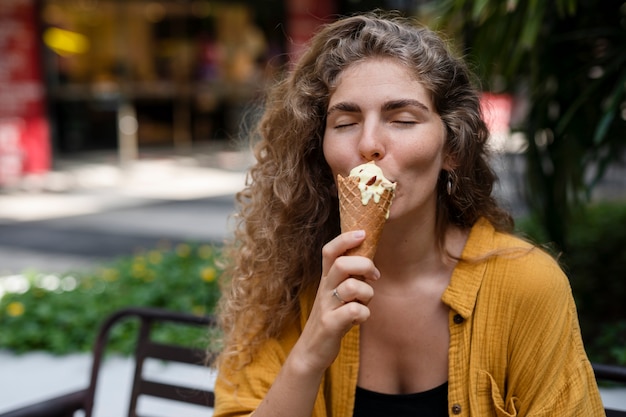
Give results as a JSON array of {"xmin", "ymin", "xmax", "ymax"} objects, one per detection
[
  {"xmin": 327, "ymin": 102, "xmax": 361, "ymax": 130},
  {"xmin": 389, "ymin": 119, "xmax": 420, "ymax": 128},
  {"xmin": 335, "ymin": 122, "xmax": 357, "ymax": 129}
]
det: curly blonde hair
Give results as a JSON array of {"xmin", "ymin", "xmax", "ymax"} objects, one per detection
[{"xmin": 217, "ymin": 11, "xmax": 512, "ymax": 367}]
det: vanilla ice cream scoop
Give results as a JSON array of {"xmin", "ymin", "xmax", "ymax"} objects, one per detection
[{"xmin": 349, "ymin": 161, "xmax": 396, "ymax": 209}]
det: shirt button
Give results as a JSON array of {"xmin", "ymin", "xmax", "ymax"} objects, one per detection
[
  {"xmin": 453, "ymin": 314, "xmax": 464, "ymax": 324},
  {"xmin": 452, "ymin": 403, "xmax": 462, "ymax": 414}
]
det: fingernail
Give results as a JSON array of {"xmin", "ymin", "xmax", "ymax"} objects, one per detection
[{"xmin": 353, "ymin": 230, "xmax": 365, "ymax": 239}]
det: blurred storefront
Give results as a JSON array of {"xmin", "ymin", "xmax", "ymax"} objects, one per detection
[
  {"xmin": 1, "ymin": 0, "xmax": 423, "ymax": 183},
  {"xmin": 39, "ymin": 0, "xmax": 290, "ymax": 158}
]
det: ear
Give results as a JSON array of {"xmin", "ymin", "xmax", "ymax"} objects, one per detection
[{"xmin": 442, "ymin": 152, "xmax": 457, "ymax": 172}]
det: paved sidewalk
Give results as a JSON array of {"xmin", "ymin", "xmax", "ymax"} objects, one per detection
[{"xmin": 0, "ymin": 145, "xmax": 251, "ymax": 275}]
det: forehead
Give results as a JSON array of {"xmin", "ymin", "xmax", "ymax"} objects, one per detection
[
  {"xmin": 328, "ymin": 58, "xmax": 434, "ymax": 110},
  {"xmin": 332, "ymin": 56, "xmax": 417, "ymax": 85}
]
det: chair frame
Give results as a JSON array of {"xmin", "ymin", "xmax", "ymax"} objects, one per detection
[
  {"xmin": 0, "ymin": 307, "xmax": 217, "ymax": 417},
  {"xmin": 593, "ymin": 362, "xmax": 626, "ymax": 417}
]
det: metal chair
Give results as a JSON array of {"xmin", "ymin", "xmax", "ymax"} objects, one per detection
[{"xmin": 0, "ymin": 307, "xmax": 217, "ymax": 417}]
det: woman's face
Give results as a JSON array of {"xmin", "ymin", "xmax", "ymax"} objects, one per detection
[{"xmin": 323, "ymin": 58, "xmax": 449, "ymax": 223}]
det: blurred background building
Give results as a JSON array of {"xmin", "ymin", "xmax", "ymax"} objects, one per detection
[{"xmin": 0, "ymin": 0, "xmax": 424, "ymax": 187}]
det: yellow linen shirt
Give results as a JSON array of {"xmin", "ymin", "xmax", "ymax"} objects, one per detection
[{"xmin": 215, "ymin": 218, "xmax": 605, "ymax": 416}]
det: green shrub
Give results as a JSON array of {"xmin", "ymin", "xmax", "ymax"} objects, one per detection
[{"xmin": 0, "ymin": 243, "xmax": 222, "ymax": 355}]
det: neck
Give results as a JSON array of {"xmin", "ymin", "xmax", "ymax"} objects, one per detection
[
  {"xmin": 373, "ymin": 214, "xmax": 468, "ymax": 288},
  {"xmin": 374, "ymin": 215, "xmax": 442, "ymax": 282}
]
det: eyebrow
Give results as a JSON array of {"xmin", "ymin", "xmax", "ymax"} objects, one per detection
[
  {"xmin": 327, "ymin": 101, "xmax": 361, "ymax": 115},
  {"xmin": 327, "ymin": 99, "xmax": 430, "ymax": 116},
  {"xmin": 382, "ymin": 99, "xmax": 430, "ymax": 113}
]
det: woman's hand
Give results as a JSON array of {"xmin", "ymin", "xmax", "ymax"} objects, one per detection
[
  {"xmin": 249, "ymin": 231, "xmax": 379, "ymax": 417},
  {"xmin": 291, "ymin": 230, "xmax": 380, "ymax": 375}
]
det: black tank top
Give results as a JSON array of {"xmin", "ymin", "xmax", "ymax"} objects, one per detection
[{"xmin": 353, "ymin": 382, "xmax": 448, "ymax": 417}]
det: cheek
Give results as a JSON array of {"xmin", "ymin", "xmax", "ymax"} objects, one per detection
[
  {"xmin": 322, "ymin": 134, "xmax": 344, "ymax": 176},
  {"xmin": 405, "ymin": 141, "xmax": 445, "ymax": 171},
  {"xmin": 409, "ymin": 124, "xmax": 447, "ymax": 169}
]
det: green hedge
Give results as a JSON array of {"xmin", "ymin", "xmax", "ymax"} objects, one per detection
[{"xmin": 0, "ymin": 243, "xmax": 222, "ymax": 355}]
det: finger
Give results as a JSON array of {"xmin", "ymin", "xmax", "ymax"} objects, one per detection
[
  {"xmin": 334, "ymin": 301, "xmax": 371, "ymax": 330},
  {"xmin": 324, "ymin": 255, "xmax": 380, "ymax": 291},
  {"xmin": 331, "ymin": 287, "xmax": 346, "ymax": 304},
  {"xmin": 333, "ymin": 277, "xmax": 374, "ymax": 306},
  {"xmin": 321, "ymin": 230, "xmax": 366, "ymax": 274}
]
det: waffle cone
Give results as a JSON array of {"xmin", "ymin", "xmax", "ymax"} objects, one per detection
[{"xmin": 337, "ymin": 174, "xmax": 394, "ymax": 260}]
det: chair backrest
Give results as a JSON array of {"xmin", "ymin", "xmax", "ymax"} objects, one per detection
[
  {"xmin": 593, "ymin": 362, "xmax": 626, "ymax": 417},
  {"xmin": 84, "ymin": 307, "xmax": 217, "ymax": 417}
]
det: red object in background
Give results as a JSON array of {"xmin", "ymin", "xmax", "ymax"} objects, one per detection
[
  {"xmin": 0, "ymin": 0, "xmax": 50, "ymax": 186},
  {"xmin": 481, "ymin": 92, "xmax": 513, "ymax": 135},
  {"xmin": 286, "ymin": 0, "xmax": 336, "ymax": 64}
]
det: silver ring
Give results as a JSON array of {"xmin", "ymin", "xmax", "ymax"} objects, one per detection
[{"xmin": 332, "ymin": 288, "xmax": 345, "ymax": 304}]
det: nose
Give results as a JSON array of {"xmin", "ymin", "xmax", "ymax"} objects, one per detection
[{"xmin": 358, "ymin": 123, "xmax": 385, "ymax": 161}]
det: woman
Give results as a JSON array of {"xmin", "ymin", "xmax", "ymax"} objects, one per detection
[{"xmin": 214, "ymin": 12, "xmax": 604, "ymax": 417}]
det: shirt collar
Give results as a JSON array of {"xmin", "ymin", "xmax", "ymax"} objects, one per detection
[{"xmin": 441, "ymin": 217, "xmax": 495, "ymax": 319}]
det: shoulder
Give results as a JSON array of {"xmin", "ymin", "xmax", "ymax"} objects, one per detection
[
  {"xmin": 459, "ymin": 222, "xmax": 582, "ymax": 351},
  {"xmin": 494, "ymin": 230, "xmax": 569, "ymax": 294},
  {"xmin": 445, "ymin": 219, "xmax": 572, "ymax": 320},
  {"xmin": 466, "ymin": 219, "xmax": 572, "ymax": 301}
]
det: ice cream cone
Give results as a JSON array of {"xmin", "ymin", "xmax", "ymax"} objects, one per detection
[{"xmin": 337, "ymin": 174, "xmax": 395, "ymax": 260}]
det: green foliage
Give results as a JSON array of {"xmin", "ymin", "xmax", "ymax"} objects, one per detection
[
  {"xmin": 429, "ymin": 0, "xmax": 626, "ymax": 250},
  {"xmin": 428, "ymin": 0, "xmax": 579, "ymax": 81},
  {"xmin": 0, "ymin": 243, "xmax": 222, "ymax": 355},
  {"xmin": 517, "ymin": 201, "xmax": 626, "ymax": 366}
]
